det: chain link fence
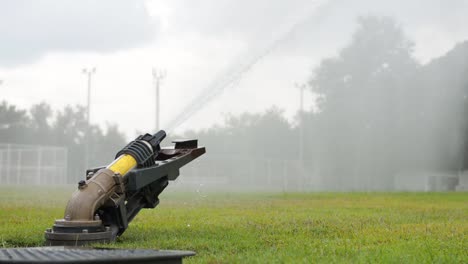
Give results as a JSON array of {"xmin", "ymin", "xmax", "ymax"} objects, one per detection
[
  {"xmin": 0, "ymin": 143, "xmax": 67, "ymax": 185},
  {"xmin": 171, "ymin": 155, "xmax": 320, "ymax": 192}
]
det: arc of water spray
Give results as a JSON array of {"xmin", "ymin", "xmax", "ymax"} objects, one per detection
[{"xmin": 165, "ymin": 0, "xmax": 335, "ymax": 132}]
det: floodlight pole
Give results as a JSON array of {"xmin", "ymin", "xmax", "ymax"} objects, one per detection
[
  {"xmin": 152, "ymin": 68, "xmax": 166, "ymax": 131},
  {"xmin": 296, "ymin": 83, "xmax": 307, "ymax": 191},
  {"xmin": 82, "ymin": 67, "xmax": 96, "ymax": 170},
  {"xmin": 296, "ymin": 83, "xmax": 306, "ymax": 163}
]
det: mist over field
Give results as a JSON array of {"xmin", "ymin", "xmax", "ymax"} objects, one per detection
[
  {"xmin": 0, "ymin": 2, "xmax": 467, "ymax": 263},
  {"xmin": 1, "ymin": 0, "xmax": 468, "ymax": 192}
]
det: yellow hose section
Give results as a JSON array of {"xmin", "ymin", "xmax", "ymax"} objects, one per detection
[{"xmin": 106, "ymin": 154, "xmax": 137, "ymax": 176}]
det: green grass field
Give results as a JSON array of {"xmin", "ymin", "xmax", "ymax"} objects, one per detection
[{"xmin": 0, "ymin": 186, "xmax": 466, "ymax": 263}]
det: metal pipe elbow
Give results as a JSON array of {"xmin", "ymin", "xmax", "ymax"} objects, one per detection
[{"xmin": 63, "ymin": 169, "xmax": 117, "ymax": 221}]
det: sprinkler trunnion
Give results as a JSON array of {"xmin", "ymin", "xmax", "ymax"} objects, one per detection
[{"xmin": 45, "ymin": 130, "xmax": 205, "ymax": 246}]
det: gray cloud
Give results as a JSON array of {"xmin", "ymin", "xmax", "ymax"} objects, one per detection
[
  {"xmin": 167, "ymin": 0, "xmax": 468, "ymax": 59},
  {"xmin": 0, "ymin": 0, "xmax": 158, "ymax": 66},
  {"xmin": 167, "ymin": 0, "xmax": 315, "ymax": 39},
  {"xmin": 271, "ymin": 0, "xmax": 468, "ymax": 58}
]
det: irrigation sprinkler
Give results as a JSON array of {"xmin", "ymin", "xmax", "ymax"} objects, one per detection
[
  {"xmin": 45, "ymin": 130, "xmax": 205, "ymax": 245},
  {"xmin": 0, "ymin": 130, "xmax": 206, "ymax": 264}
]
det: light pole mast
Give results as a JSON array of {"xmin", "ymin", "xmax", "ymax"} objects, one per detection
[
  {"xmin": 82, "ymin": 67, "xmax": 96, "ymax": 170},
  {"xmin": 295, "ymin": 83, "xmax": 306, "ymax": 163},
  {"xmin": 152, "ymin": 68, "xmax": 166, "ymax": 131},
  {"xmin": 295, "ymin": 83, "xmax": 307, "ymax": 191}
]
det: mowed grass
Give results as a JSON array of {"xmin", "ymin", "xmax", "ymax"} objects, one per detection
[{"xmin": 0, "ymin": 186, "xmax": 466, "ymax": 263}]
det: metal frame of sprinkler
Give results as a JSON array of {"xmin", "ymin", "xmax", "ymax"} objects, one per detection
[{"xmin": 0, "ymin": 130, "xmax": 205, "ymax": 263}]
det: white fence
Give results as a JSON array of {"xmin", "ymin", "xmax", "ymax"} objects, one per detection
[
  {"xmin": 170, "ymin": 155, "xmax": 462, "ymax": 192},
  {"xmin": 171, "ymin": 155, "xmax": 318, "ymax": 192},
  {"xmin": 0, "ymin": 143, "xmax": 67, "ymax": 185}
]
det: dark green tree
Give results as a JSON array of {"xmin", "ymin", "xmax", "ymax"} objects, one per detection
[
  {"xmin": 307, "ymin": 16, "xmax": 419, "ymax": 190},
  {"xmin": 29, "ymin": 102, "xmax": 54, "ymax": 144},
  {"xmin": 0, "ymin": 101, "xmax": 30, "ymax": 144},
  {"xmin": 0, "ymin": 101, "xmax": 127, "ymax": 183},
  {"xmin": 420, "ymin": 41, "xmax": 468, "ymax": 170}
]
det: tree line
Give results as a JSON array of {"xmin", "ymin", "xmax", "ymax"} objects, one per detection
[
  {"xmin": 0, "ymin": 102, "xmax": 126, "ymax": 182},
  {"xmin": 1, "ymin": 16, "xmax": 467, "ymax": 190},
  {"xmin": 181, "ymin": 16, "xmax": 468, "ymax": 190}
]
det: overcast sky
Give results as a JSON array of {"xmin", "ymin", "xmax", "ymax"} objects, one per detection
[{"xmin": 0, "ymin": 0, "xmax": 467, "ymax": 138}]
